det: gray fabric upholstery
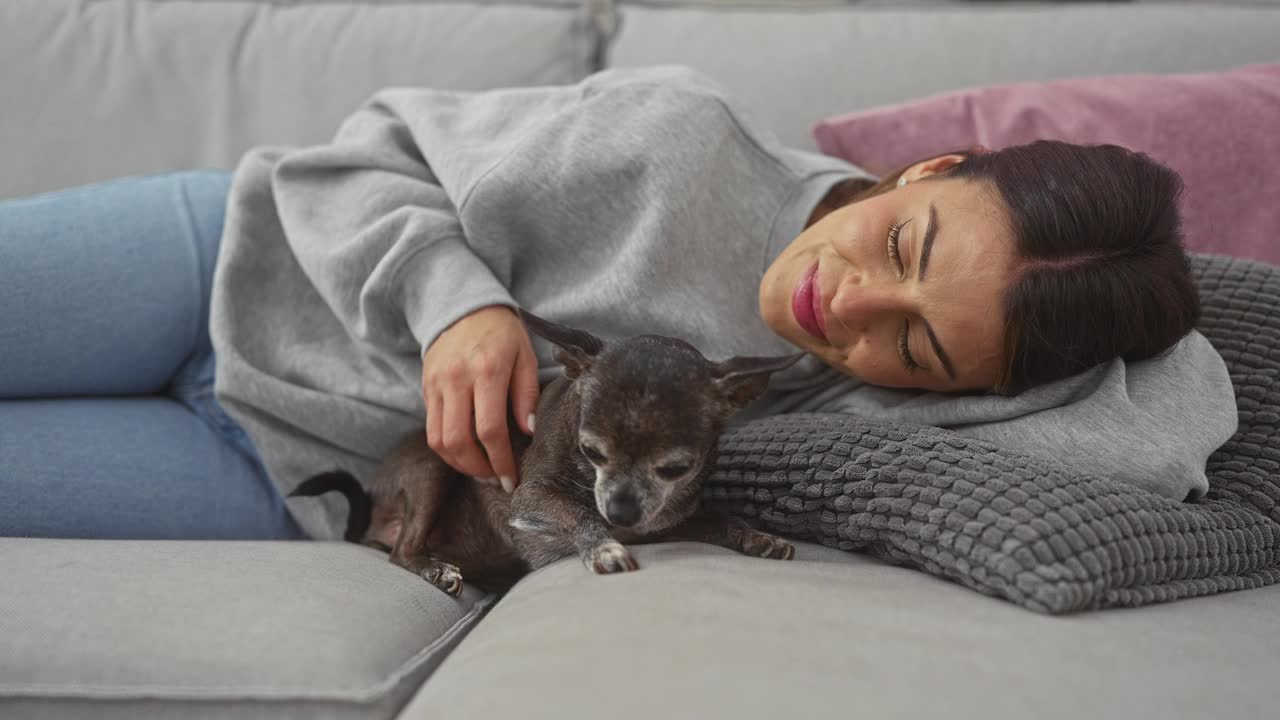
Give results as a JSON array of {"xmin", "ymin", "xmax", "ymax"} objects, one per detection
[
  {"xmin": 4, "ymin": 3, "xmax": 1278, "ymax": 720},
  {"xmin": 402, "ymin": 540, "xmax": 1280, "ymax": 720},
  {"xmin": 0, "ymin": 0, "xmax": 599, "ymax": 199},
  {"xmin": 0, "ymin": 540, "xmax": 494, "ymax": 720},
  {"xmin": 701, "ymin": 254, "xmax": 1280, "ymax": 613},
  {"xmin": 608, "ymin": 1, "xmax": 1280, "ymax": 149}
]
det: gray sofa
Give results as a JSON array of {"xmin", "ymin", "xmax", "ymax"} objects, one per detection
[{"xmin": 3, "ymin": 1, "xmax": 1279, "ymax": 718}]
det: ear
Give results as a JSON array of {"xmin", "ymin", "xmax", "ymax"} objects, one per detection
[
  {"xmin": 899, "ymin": 152, "xmax": 971, "ymax": 184},
  {"xmin": 518, "ymin": 308, "xmax": 605, "ymax": 379},
  {"xmin": 711, "ymin": 352, "xmax": 806, "ymax": 410}
]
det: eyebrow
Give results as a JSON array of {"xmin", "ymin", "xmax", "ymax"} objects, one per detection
[{"xmin": 916, "ymin": 203, "xmax": 957, "ymax": 381}]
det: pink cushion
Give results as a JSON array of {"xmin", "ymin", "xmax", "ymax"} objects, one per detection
[{"xmin": 813, "ymin": 64, "xmax": 1280, "ymax": 265}]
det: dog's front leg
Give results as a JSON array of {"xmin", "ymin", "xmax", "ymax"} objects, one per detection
[
  {"xmin": 508, "ymin": 513, "xmax": 575, "ymax": 570},
  {"xmin": 510, "ymin": 509, "xmax": 638, "ymax": 575},
  {"xmin": 510, "ymin": 477, "xmax": 640, "ymax": 575},
  {"xmin": 573, "ymin": 514, "xmax": 639, "ymax": 575},
  {"xmin": 668, "ymin": 513, "xmax": 795, "ymax": 561}
]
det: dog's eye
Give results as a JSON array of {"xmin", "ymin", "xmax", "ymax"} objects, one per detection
[
  {"xmin": 579, "ymin": 444, "xmax": 606, "ymax": 464},
  {"xmin": 656, "ymin": 463, "xmax": 691, "ymax": 480}
]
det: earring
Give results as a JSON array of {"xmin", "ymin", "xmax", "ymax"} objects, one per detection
[{"xmin": 897, "ymin": 176, "xmax": 908, "ymax": 187}]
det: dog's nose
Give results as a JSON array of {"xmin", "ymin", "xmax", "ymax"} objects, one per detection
[{"xmin": 605, "ymin": 493, "xmax": 642, "ymax": 527}]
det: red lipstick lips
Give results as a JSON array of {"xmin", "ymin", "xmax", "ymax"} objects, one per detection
[{"xmin": 792, "ymin": 260, "xmax": 827, "ymax": 342}]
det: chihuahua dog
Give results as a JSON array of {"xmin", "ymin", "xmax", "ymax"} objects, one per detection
[{"xmin": 292, "ymin": 310, "xmax": 802, "ymax": 596}]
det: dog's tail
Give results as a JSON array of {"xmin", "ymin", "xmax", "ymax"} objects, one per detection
[{"xmin": 289, "ymin": 470, "xmax": 372, "ymax": 543}]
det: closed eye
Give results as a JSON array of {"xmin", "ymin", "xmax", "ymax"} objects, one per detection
[
  {"xmin": 887, "ymin": 219, "xmax": 908, "ymax": 277},
  {"xmin": 655, "ymin": 463, "xmax": 691, "ymax": 480},
  {"xmin": 888, "ymin": 219, "xmax": 919, "ymax": 373},
  {"xmin": 580, "ymin": 444, "xmax": 606, "ymax": 464},
  {"xmin": 898, "ymin": 320, "xmax": 920, "ymax": 374}
]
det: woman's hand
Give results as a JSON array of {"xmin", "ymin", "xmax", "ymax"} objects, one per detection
[{"xmin": 421, "ymin": 305, "xmax": 539, "ymax": 492}]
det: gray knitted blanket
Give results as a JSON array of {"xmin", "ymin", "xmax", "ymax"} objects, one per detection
[{"xmin": 704, "ymin": 254, "xmax": 1280, "ymax": 614}]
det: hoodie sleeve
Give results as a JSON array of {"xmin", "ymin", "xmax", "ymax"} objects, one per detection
[
  {"xmin": 268, "ymin": 81, "xmax": 586, "ymax": 358},
  {"xmin": 265, "ymin": 65, "xmax": 753, "ymax": 360}
]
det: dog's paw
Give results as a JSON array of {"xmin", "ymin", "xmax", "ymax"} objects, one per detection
[
  {"xmin": 420, "ymin": 561, "xmax": 465, "ymax": 597},
  {"xmin": 738, "ymin": 530, "xmax": 795, "ymax": 561},
  {"xmin": 586, "ymin": 541, "xmax": 639, "ymax": 575}
]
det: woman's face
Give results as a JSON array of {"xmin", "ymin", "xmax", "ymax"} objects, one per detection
[{"xmin": 760, "ymin": 159, "xmax": 1018, "ymax": 392}]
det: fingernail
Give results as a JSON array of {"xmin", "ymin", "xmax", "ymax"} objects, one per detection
[
  {"xmin": 527, "ymin": 413, "xmax": 536, "ymax": 434},
  {"xmin": 500, "ymin": 475, "xmax": 515, "ymax": 493},
  {"xmin": 478, "ymin": 476, "xmax": 496, "ymax": 485}
]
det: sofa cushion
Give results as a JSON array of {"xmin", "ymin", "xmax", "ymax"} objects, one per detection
[
  {"xmin": 812, "ymin": 63, "xmax": 1280, "ymax": 264},
  {"xmin": 607, "ymin": 1, "xmax": 1280, "ymax": 150},
  {"xmin": 0, "ymin": 539, "xmax": 493, "ymax": 720},
  {"xmin": 0, "ymin": 0, "xmax": 599, "ymax": 198},
  {"xmin": 401, "ymin": 540, "xmax": 1280, "ymax": 720}
]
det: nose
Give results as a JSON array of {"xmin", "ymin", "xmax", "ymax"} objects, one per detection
[
  {"xmin": 830, "ymin": 276, "xmax": 910, "ymax": 332},
  {"xmin": 604, "ymin": 492, "xmax": 642, "ymax": 528}
]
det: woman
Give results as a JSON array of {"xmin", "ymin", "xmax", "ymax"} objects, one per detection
[{"xmin": 0, "ymin": 66, "xmax": 1236, "ymax": 541}]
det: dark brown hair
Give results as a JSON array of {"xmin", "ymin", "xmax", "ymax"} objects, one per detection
[{"xmin": 826, "ymin": 140, "xmax": 1199, "ymax": 395}]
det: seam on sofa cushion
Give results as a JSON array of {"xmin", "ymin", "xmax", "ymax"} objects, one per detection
[{"xmin": 0, "ymin": 593, "xmax": 498, "ymax": 703}]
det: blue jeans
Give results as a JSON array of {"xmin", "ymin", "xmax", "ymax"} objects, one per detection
[{"xmin": 0, "ymin": 171, "xmax": 303, "ymax": 539}]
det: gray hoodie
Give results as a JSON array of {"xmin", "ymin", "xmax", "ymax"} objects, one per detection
[{"xmin": 210, "ymin": 65, "xmax": 1237, "ymax": 540}]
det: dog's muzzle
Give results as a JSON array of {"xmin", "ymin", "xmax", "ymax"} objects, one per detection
[{"xmin": 603, "ymin": 491, "xmax": 642, "ymax": 528}]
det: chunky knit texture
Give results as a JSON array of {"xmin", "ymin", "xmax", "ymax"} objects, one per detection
[{"xmin": 704, "ymin": 254, "xmax": 1280, "ymax": 614}]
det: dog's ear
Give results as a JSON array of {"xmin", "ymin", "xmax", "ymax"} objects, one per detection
[
  {"xmin": 711, "ymin": 352, "xmax": 806, "ymax": 410},
  {"xmin": 518, "ymin": 308, "xmax": 605, "ymax": 379}
]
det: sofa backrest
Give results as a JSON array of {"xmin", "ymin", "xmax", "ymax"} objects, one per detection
[
  {"xmin": 4, "ymin": 0, "xmax": 1279, "ymax": 198},
  {"xmin": 0, "ymin": 0, "xmax": 602, "ymax": 198},
  {"xmin": 606, "ymin": 0, "xmax": 1280, "ymax": 149}
]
